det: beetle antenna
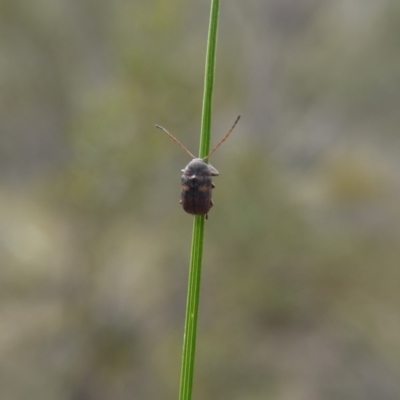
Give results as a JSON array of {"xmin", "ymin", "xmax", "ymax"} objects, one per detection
[
  {"xmin": 155, "ymin": 124, "xmax": 196, "ymax": 159},
  {"xmin": 204, "ymin": 115, "xmax": 240, "ymax": 160}
]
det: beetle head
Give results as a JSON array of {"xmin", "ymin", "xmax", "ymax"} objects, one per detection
[{"xmin": 182, "ymin": 158, "xmax": 219, "ymax": 177}]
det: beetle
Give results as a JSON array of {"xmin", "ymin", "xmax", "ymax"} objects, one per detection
[{"xmin": 155, "ymin": 115, "xmax": 240, "ymax": 219}]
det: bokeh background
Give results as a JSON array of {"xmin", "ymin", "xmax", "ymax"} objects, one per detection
[{"xmin": 1, "ymin": 0, "xmax": 400, "ymax": 399}]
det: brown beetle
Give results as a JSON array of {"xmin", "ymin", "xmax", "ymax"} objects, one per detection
[{"xmin": 156, "ymin": 115, "xmax": 240, "ymax": 219}]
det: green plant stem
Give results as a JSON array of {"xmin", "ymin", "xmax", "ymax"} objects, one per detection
[
  {"xmin": 178, "ymin": 1, "xmax": 220, "ymax": 400},
  {"xmin": 199, "ymin": 0, "xmax": 220, "ymax": 159}
]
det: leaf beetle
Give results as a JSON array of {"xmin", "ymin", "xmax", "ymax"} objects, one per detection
[{"xmin": 156, "ymin": 115, "xmax": 240, "ymax": 219}]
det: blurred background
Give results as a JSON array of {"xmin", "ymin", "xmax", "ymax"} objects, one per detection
[{"xmin": 1, "ymin": 0, "xmax": 400, "ymax": 399}]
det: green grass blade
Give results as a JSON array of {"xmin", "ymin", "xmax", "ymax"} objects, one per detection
[
  {"xmin": 178, "ymin": 1, "xmax": 220, "ymax": 400},
  {"xmin": 199, "ymin": 0, "xmax": 220, "ymax": 159}
]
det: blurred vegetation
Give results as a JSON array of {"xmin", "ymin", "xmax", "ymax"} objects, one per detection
[{"xmin": 1, "ymin": 0, "xmax": 400, "ymax": 399}]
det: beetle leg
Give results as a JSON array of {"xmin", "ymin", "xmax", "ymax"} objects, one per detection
[
  {"xmin": 211, "ymin": 182, "xmax": 215, "ymax": 188},
  {"xmin": 180, "ymin": 199, "xmax": 182, "ymax": 204},
  {"xmin": 205, "ymin": 214, "xmax": 208, "ymax": 220},
  {"xmin": 210, "ymin": 200, "xmax": 214, "ymax": 207}
]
